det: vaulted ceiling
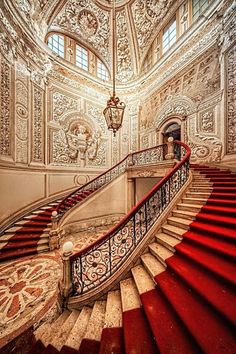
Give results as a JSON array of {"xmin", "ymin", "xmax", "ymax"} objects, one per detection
[{"xmin": 12, "ymin": 0, "xmax": 183, "ymax": 82}]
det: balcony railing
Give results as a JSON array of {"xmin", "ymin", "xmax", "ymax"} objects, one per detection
[{"xmin": 67, "ymin": 141, "xmax": 190, "ymax": 297}]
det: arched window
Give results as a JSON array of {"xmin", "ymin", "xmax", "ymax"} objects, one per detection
[{"xmin": 46, "ymin": 33, "xmax": 110, "ymax": 81}]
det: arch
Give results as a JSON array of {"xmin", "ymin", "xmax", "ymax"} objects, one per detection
[{"xmin": 155, "ymin": 94, "xmax": 196, "ymax": 144}]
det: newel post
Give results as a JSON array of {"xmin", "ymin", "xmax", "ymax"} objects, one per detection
[
  {"xmin": 49, "ymin": 210, "xmax": 60, "ymax": 250},
  {"xmin": 60, "ymin": 241, "xmax": 74, "ymax": 306},
  {"xmin": 165, "ymin": 137, "xmax": 175, "ymax": 160}
]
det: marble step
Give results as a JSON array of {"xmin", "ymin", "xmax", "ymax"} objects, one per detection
[
  {"xmin": 155, "ymin": 232, "xmax": 181, "ymax": 251},
  {"xmin": 182, "ymin": 197, "xmax": 208, "ymax": 205},
  {"xmin": 51, "ymin": 310, "xmax": 80, "ymax": 351},
  {"xmin": 177, "ymin": 203, "xmax": 203, "ymax": 213},
  {"xmin": 172, "ymin": 209, "xmax": 196, "ymax": 220},
  {"xmin": 149, "ymin": 242, "xmax": 173, "ymax": 266},
  {"xmin": 140, "ymin": 252, "xmax": 166, "ymax": 278},
  {"xmin": 83, "ymin": 301, "xmax": 106, "ymax": 342},
  {"xmin": 186, "ymin": 192, "xmax": 211, "ymax": 199},
  {"xmin": 120, "ymin": 278, "xmax": 141, "ymax": 312},
  {"xmin": 162, "ymin": 224, "xmax": 186, "ymax": 239},
  {"xmin": 167, "ymin": 216, "xmax": 192, "ymax": 230},
  {"xmin": 104, "ymin": 290, "xmax": 122, "ymax": 328},
  {"xmin": 131, "ymin": 264, "xmax": 156, "ymax": 294},
  {"xmin": 65, "ymin": 307, "xmax": 92, "ymax": 351},
  {"xmin": 190, "ymin": 186, "xmax": 212, "ymax": 192},
  {"xmin": 35, "ymin": 310, "xmax": 71, "ymax": 347}
]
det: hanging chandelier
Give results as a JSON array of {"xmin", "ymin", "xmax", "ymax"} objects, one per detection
[{"xmin": 103, "ymin": 0, "xmax": 125, "ymax": 137}]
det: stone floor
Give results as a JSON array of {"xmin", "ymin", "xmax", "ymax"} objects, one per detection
[{"xmin": 0, "ymin": 216, "xmax": 121, "ymax": 349}]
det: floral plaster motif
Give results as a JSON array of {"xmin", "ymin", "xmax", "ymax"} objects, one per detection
[{"xmin": 0, "ymin": 257, "xmax": 61, "ymax": 340}]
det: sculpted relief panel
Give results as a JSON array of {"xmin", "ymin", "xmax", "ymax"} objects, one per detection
[
  {"xmin": 116, "ymin": 10, "xmax": 134, "ymax": 83},
  {"xmin": 32, "ymin": 87, "xmax": 44, "ymax": 163},
  {"xmin": 226, "ymin": 43, "xmax": 236, "ymax": 154},
  {"xmin": 0, "ymin": 56, "xmax": 11, "ymax": 157},
  {"xmin": 15, "ymin": 60, "xmax": 29, "ymax": 163},
  {"xmin": 49, "ymin": 93, "xmax": 107, "ymax": 167}
]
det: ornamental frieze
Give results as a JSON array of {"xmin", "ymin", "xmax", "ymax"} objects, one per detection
[
  {"xmin": 226, "ymin": 42, "xmax": 236, "ymax": 153},
  {"xmin": 116, "ymin": 10, "xmax": 134, "ymax": 83},
  {"xmin": 52, "ymin": 92, "xmax": 78, "ymax": 122},
  {"xmin": 0, "ymin": 57, "xmax": 11, "ymax": 157}
]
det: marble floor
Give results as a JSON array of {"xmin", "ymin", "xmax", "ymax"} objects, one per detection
[{"xmin": 0, "ymin": 217, "xmax": 121, "ymax": 349}]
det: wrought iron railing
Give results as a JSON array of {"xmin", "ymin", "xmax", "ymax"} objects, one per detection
[
  {"xmin": 69, "ymin": 141, "xmax": 190, "ymax": 296},
  {"xmin": 56, "ymin": 144, "xmax": 165, "ymax": 216}
]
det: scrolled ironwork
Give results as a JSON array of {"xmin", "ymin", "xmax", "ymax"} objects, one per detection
[{"xmin": 70, "ymin": 141, "xmax": 190, "ymax": 296}]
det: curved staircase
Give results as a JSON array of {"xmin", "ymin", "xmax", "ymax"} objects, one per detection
[
  {"xmin": 28, "ymin": 165, "xmax": 236, "ymax": 354},
  {"xmin": 0, "ymin": 189, "xmax": 96, "ymax": 262}
]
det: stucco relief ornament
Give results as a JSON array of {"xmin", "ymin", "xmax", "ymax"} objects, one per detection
[
  {"xmin": 54, "ymin": 120, "xmax": 102, "ymax": 166},
  {"xmin": 77, "ymin": 10, "xmax": 98, "ymax": 38}
]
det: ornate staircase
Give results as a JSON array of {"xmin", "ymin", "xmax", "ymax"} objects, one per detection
[
  {"xmin": 0, "ymin": 189, "xmax": 97, "ymax": 262},
  {"xmin": 27, "ymin": 165, "xmax": 236, "ymax": 354}
]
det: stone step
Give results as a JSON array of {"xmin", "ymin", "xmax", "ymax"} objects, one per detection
[
  {"xmin": 120, "ymin": 278, "xmax": 141, "ymax": 312},
  {"xmin": 162, "ymin": 224, "xmax": 185, "ymax": 239},
  {"xmin": 35, "ymin": 310, "xmax": 71, "ymax": 347},
  {"xmin": 167, "ymin": 216, "xmax": 192, "ymax": 230},
  {"xmin": 186, "ymin": 192, "xmax": 211, "ymax": 199},
  {"xmin": 131, "ymin": 264, "xmax": 156, "ymax": 294},
  {"xmin": 65, "ymin": 307, "xmax": 92, "ymax": 351},
  {"xmin": 51, "ymin": 310, "xmax": 80, "ymax": 351},
  {"xmin": 104, "ymin": 290, "xmax": 122, "ymax": 328},
  {"xmin": 84, "ymin": 301, "xmax": 106, "ymax": 342},
  {"xmin": 182, "ymin": 197, "xmax": 208, "ymax": 205},
  {"xmin": 172, "ymin": 209, "xmax": 196, "ymax": 220},
  {"xmin": 177, "ymin": 203, "xmax": 203, "ymax": 213},
  {"xmin": 149, "ymin": 242, "xmax": 173, "ymax": 266},
  {"xmin": 155, "ymin": 232, "xmax": 181, "ymax": 251},
  {"xmin": 141, "ymin": 252, "xmax": 166, "ymax": 278},
  {"xmin": 190, "ymin": 186, "xmax": 212, "ymax": 192}
]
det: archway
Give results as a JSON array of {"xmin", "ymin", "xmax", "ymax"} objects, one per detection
[{"xmin": 162, "ymin": 122, "xmax": 181, "ymax": 143}]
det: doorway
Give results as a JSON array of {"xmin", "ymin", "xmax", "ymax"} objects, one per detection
[{"xmin": 162, "ymin": 122, "xmax": 181, "ymax": 143}]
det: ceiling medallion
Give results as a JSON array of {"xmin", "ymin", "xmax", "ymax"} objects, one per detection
[{"xmin": 77, "ymin": 10, "xmax": 98, "ymax": 38}]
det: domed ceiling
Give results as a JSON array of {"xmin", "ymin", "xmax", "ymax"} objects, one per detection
[{"xmin": 13, "ymin": 0, "xmax": 183, "ymax": 82}]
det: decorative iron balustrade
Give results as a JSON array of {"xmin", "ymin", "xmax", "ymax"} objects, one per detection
[
  {"xmin": 56, "ymin": 144, "xmax": 166, "ymax": 216},
  {"xmin": 70, "ymin": 141, "xmax": 190, "ymax": 296}
]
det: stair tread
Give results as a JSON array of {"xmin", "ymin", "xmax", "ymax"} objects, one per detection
[
  {"xmin": 65, "ymin": 307, "xmax": 92, "ymax": 350},
  {"xmin": 168, "ymin": 216, "xmax": 192, "ymax": 226},
  {"xmin": 51, "ymin": 310, "xmax": 80, "ymax": 350},
  {"xmin": 131, "ymin": 264, "xmax": 156, "ymax": 294},
  {"xmin": 141, "ymin": 252, "xmax": 166, "ymax": 277},
  {"xmin": 173, "ymin": 209, "xmax": 197, "ymax": 217},
  {"xmin": 104, "ymin": 290, "xmax": 122, "ymax": 328},
  {"xmin": 120, "ymin": 278, "xmax": 141, "ymax": 311},
  {"xmin": 84, "ymin": 301, "xmax": 106, "ymax": 341},
  {"xmin": 156, "ymin": 271, "xmax": 236, "ymax": 353},
  {"xmin": 175, "ymin": 242, "xmax": 236, "ymax": 286},
  {"xmin": 183, "ymin": 231, "xmax": 236, "ymax": 258},
  {"xmin": 140, "ymin": 289, "xmax": 200, "ymax": 354},
  {"xmin": 162, "ymin": 223, "xmax": 186, "ymax": 238},
  {"xmin": 166, "ymin": 254, "xmax": 236, "ymax": 326},
  {"xmin": 156, "ymin": 232, "xmax": 182, "ymax": 248},
  {"xmin": 149, "ymin": 242, "xmax": 173, "ymax": 261}
]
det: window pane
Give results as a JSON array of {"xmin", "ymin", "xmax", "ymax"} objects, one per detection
[
  {"xmin": 76, "ymin": 44, "xmax": 88, "ymax": 71},
  {"xmin": 97, "ymin": 59, "xmax": 109, "ymax": 80},
  {"xmin": 163, "ymin": 19, "xmax": 176, "ymax": 53},
  {"xmin": 47, "ymin": 34, "xmax": 65, "ymax": 58}
]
